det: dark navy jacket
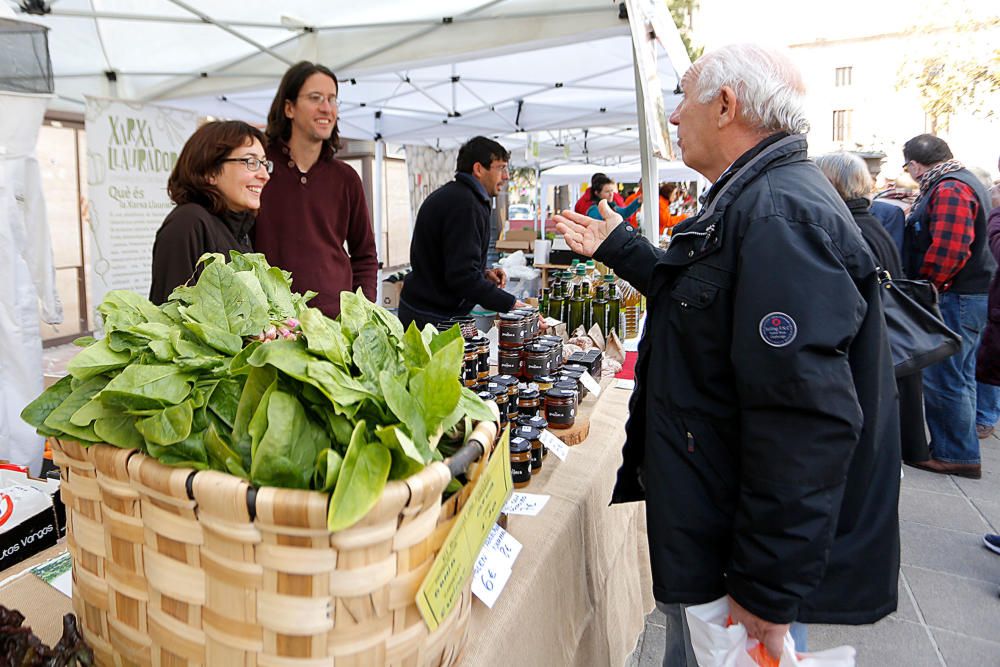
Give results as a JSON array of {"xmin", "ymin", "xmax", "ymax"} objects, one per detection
[{"xmin": 596, "ymin": 134, "xmax": 901, "ymax": 625}]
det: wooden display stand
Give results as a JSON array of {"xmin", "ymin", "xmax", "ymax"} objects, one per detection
[{"xmin": 555, "ymin": 417, "xmax": 591, "ymax": 446}]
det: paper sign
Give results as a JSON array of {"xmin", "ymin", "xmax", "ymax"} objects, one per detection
[
  {"xmin": 539, "ymin": 430, "xmax": 569, "ymax": 460},
  {"xmin": 544, "ymin": 317, "xmax": 561, "ymax": 327},
  {"xmin": 483, "ymin": 523, "xmax": 523, "ymax": 561},
  {"xmin": 471, "ymin": 549, "xmax": 514, "ymax": 609},
  {"xmin": 616, "ymin": 379, "xmax": 636, "ymax": 390},
  {"xmin": 579, "ymin": 372, "xmax": 602, "ymax": 397},
  {"xmin": 502, "ymin": 492, "xmax": 549, "ymax": 516},
  {"xmin": 417, "ymin": 430, "xmax": 513, "ymax": 631}
]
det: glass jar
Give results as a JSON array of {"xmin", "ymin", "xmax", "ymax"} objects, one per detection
[
  {"xmin": 509, "ymin": 436, "xmax": 532, "ymax": 488},
  {"xmin": 454, "ymin": 315, "xmax": 477, "ymax": 339},
  {"xmin": 517, "ymin": 386, "xmax": 541, "ymax": 418},
  {"xmin": 477, "ymin": 390, "xmax": 498, "ymax": 422},
  {"xmin": 523, "ymin": 343, "xmax": 551, "ymax": 380},
  {"xmin": 463, "ymin": 343, "xmax": 479, "ymax": 388},
  {"xmin": 554, "ymin": 377, "xmax": 585, "ymax": 401},
  {"xmin": 533, "ymin": 374, "xmax": 556, "ymax": 391},
  {"xmin": 490, "ymin": 375, "xmax": 520, "ymax": 421},
  {"xmin": 513, "ymin": 425, "xmax": 543, "ymax": 473},
  {"xmin": 498, "ymin": 313, "xmax": 526, "ymax": 349},
  {"xmin": 471, "ymin": 335, "xmax": 490, "ymax": 380},
  {"xmin": 490, "ymin": 384, "xmax": 510, "ymax": 427},
  {"xmin": 517, "ymin": 414, "xmax": 549, "ymax": 458},
  {"xmin": 545, "ymin": 388, "xmax": 577, "ymax": 429},
  {"xmin": 498, "ymin": 345, "xmax": 523, "ymax": 377}
]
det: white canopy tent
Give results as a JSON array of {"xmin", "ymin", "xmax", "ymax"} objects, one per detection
[
  {"xmin": 539, "ymin": 159, "xmax": 702, "ymax": 191},
  {"xmin": 9, "ymin": 0, "xmax": 690, "ymax": 166}
]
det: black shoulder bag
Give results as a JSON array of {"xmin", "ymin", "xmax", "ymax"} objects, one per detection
[{"xmin": 877, "ymin": 268, "xmax": 961, "ymax": 377}]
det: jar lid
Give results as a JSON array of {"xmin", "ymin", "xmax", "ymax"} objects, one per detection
[
  {"xmin": 533, "ymin": 375, "xmax": 556, "ymax": 384},
  {"xmin": 525, "ymin": 344, "xmax": 549, "ymax": 354},
  {"xmin": 513, "ymin": 425, "xmax": 541, "ymax": 441},
  {"xmin": 499, "ymin": 313, "xmax": 523, "ymax": 322},
  {"xmin": 464, "ymin": 342, "xmax": 478, "ymax": 353},
  {"xmin": 546, "ymin": 388, "xmax": 576, "ymax": 400},
  {"xmin": 510, "ymin": 436, "xmax": 531, "ymax": 452},
  {"xmin": 471, "ymin": 335, "xmax": 489, "ymax": 345},
  {"xmin": 562, "ymin": 363, "xmax": 588, "ymax": 373},
  {"xmin": 491, "ymin": 374, "xmax": 519, "ymax": 386},
  {"xmin": 517, "ymin": 415, "xmax": 548, "ymax": 430},
  {"xmin": 490, "ymin": 385, "xmax": 508, "ymax": 398},
  {"xmin": 518, "ymin": 387, "xmax": 540, "ymax": 400},
  {"xmin": 553, "ymin": 381, "xmax": 578, "ymax": 392},
  {"xmin": 476, "ymin": 391, "xmax": 494, "ymax": 402}
]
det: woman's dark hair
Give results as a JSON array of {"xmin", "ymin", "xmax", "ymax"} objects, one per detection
[
  {"xmin": 659, "ymin": 183, "xmax": 677, "ymax": 200},
  {"xmin": 167, "ymin": 120, "xmax": 266, "ymax": 216},
  {"xmin": 265, "ymin": 61, "xmax": 340, "ymax": 153},
  {"xmin": 903, "ymin": 134, "xmax": 953, "ymax": 167},
  {"xmin": 589, "ymin": 173, "xmax": 613, "ymax": 200},
  {"xmin": 456, "ymin": 136, "xmax": 510, "ymax": 174}
]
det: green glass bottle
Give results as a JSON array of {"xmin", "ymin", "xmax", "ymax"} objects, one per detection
[
  {"xmin": 561, "ymin": 271, "xmax": 574, "ymax": 321},
  {"xmin": 549, "ymin": 285, "xmax": 564, "ymax": 321},
  {"xmin": 593, "ymin": 283, "xmax": 608, "ymax": 337},
  {"xmin": 581, "ymin": 279, "xmax": 592, "ymax": 330},
  {"xmin": 539, "ymin": 287, "xmax": 550, "ymax": 319},
  {"xmin": 605, "ymin": 273, "xmax": 620, "ymax": 338},
  {"xmin": 568, "ymin": 283, "xmax": 585, "ymax": 333}
]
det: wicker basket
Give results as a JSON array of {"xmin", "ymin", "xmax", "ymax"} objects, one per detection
[{"xmin": 50, "ymin": 421, "xmax": 499, "ymax": 667}]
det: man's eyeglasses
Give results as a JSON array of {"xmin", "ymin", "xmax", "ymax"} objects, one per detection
[
  {"xmin": 221, "ymin": 157, "xmax": 273, "ymax": 174},
  {"xmin": 299, "ymin": 92, "xmax": 339, "ymax": 107},
  {"xmin": 902, "ymin": 160, "xmax": 913, "ymax": 173}
]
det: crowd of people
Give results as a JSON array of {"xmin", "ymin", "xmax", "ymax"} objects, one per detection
[{"xmin": 147, "ymin": 44, "xmax": 999, "ymax": 666}]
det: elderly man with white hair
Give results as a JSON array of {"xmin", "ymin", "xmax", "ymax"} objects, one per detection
[{"xmin": 555, "ymin": 44, "xmax": 900, "ymax": 664}]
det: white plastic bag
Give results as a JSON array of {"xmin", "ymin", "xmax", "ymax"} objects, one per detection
[{"xmin": 685, "ymin": 597, "xmax": 856, "ymax": 667}]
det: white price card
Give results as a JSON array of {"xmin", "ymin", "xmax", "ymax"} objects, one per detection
[
  {"xmin": 615, "ymin": 379, "xmax": 635, "ymax": 390},
  {"xmin": 539, "ymin": 429, "xmax": 570, "ymax": 460},
  {"xmin": 579, "ymin": 372, "xmax": 602, "ymax": 397},
  {"xmin": 483, "ymin": 523, "xmax": 523, "ymax": 562},
  {"xmin": 502, "ymin": 492, "xmax": 550, "ymax": 516},
  {"xmin": 472, "ymin": 549, "xmax": 514, "ymax": 608}
]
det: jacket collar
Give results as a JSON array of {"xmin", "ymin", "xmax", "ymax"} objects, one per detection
[
  {"xmin": 845, "ymin": 197, "xmax": 871, "ymax": 215},
  {"xmin": 220, "ymin": 208, "xmax": 256, "ymax": 239},
  {"xmin": 455, "ymin": 172, "xmax": 491, "ymax": 205},
  {"xmin": 662, "ymin": 134, "xmax": 808, "ymax": 267}
]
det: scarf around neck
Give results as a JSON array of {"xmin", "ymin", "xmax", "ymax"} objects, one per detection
[{"xmin": 918, "ymin": 159, "xmax": 964, "ymax": 195}]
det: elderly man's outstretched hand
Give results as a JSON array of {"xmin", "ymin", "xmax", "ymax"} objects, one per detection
[{"xmin": 553, "ymin": 199, "xmax": 623, "ymax": 258}]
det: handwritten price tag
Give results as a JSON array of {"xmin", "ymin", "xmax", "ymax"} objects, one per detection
[
  {"xmin": 502, "ymin": 492, "xmax": 550, "ymax": 516},
  {"xmin": 579, "ymin": 371, "xmax": 601, "ymax": 397},
  {"xmin": 539, "ymin": 429, "xmax": 569, "ymax": 460},
  {"xmin": 472, "ymin": 549, "xmax": 514, "ymax": 608},
  {"xmin": 484, "ymin": 523, "xmax": 523, "ymax": 561}
]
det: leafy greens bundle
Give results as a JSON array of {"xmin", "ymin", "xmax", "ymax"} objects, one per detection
[{"xmin": 21, "ymin": 252, "xmax": 495, "ymax": 531}]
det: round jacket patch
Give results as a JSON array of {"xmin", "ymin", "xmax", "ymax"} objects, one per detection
[{"xmin": 759, "ymin": 312, "xmax": 797, "ymax": 347}]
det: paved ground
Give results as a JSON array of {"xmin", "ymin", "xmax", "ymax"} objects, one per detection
[{"xmin": 627, "ymin": 434, "xmax": 1000, "ymax": 667}]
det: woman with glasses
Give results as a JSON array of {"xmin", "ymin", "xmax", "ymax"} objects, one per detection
[{"xmin": 149, "ymin": 120, "xmax": 271, "ymax": 304}]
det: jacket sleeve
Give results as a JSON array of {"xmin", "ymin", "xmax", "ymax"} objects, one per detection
[
  {"xmin": 725, "ymin": 216, "xmax": 867, "ymax": 624},
  {"xmin": 988, "ymin": 207, "xmax": 1000, "ymax": 265},
  {"xmin": 345, "ymin": 173, "xmax": 379, "ymax": 302},
  {"xmin": 441, "ymin": 205, "xmax": 516, "ymax": 313},
  {"xmin": 592, "ymin": 222, "xmax": 663, "ymax": 295}
]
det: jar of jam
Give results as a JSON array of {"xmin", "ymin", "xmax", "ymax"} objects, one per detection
[
  {"xmin": 561, "ymin": 363, "xmax": 589, "ymax": 377},
  {"xmin": 498, "ymin": 345, "xmax": 523, "ymax": 377},
  {"xmin": 523, "ymin": 343, "xmax": 551, "ymax": 380},
  {"xmin": 472, "ymin": 336, "xmax": 490, "ymax": 380},
  {"xmin": 517, "ymin": 386, "xmax": 541, "ymax": 418},
  {"xmin": 545, "ymin": 388, "xmax": 577, "ymax": 429},
  {"xmin": 510, "ymin": 436, "xmax": 532, "ymax": 488},
  {"xmin": 513, "ymin": 425, "xmax": 543, "ymax": 472},
  {"xmin": 533, "ymin": 374, "xmax": 556, "ymax": 391},
  {"xmin": 463, "ymin": 343, "xmax": 479, "ymax": 387},
  {"xmin": 553, "ymin": 378, "xmax": 583, "ymax": 402},
  {"xmin": 489, "ymin": 384, "xmax": 510, "ymax": 427},
  {"xmin": 454, "ymin": 315, "xmax": 478, "ymax": 339},
  {"xmin": 516, "ymin": 414, "xmax": 550, "ymax": 457},
  {"xmin": 498, "ymin": 313, "xmax": 527, "ymax": 349}
]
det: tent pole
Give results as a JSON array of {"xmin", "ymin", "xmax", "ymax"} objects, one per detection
[
  {"xmin": 374, "ymin": 120, "xmax": 385, "ymax": 305},
  {"xmin": 631, "ymin": 57, "xmax": 659, "ymax": 242}
]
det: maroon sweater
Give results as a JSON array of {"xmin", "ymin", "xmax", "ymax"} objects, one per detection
[{"xmin": 254, "ymin": 142, "xmax": 378, "ymax": 317}]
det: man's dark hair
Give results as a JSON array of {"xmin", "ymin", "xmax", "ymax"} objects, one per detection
[
  {"xmin": 456, "ymin": 136, "xmax": 510, "ymax": 174},
  {"xmin": 589, "ymin": 173, "xmax": 613, "ymax": 199},
  {"xmin": 265, "ymin": 61, "xmax": 340, "ymax": 153},
  {"xmin": 903, "ymin": 134, "xmax": 953, "ymax": 166},
  {"xmin": 168, "ymin": 120, "xmax": 266, "ymax": 216}
]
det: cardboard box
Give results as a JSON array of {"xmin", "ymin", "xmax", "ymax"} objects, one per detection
[
  {"xmin": 381, "ymin": 280, "xmax": 404, "ymax": 309},
  {"xmin": 496, "ymin": 229, "xmax": 536, "ymax": 253},
  {"xmin": 0, "ymin": 464, "xmax": 62, "ymax": 573}
]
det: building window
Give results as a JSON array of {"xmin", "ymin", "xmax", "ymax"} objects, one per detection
[
  {"xmin": 832, "ymin": 109, "xmax": 852, "ymax": 142},
  {"xmin": 835, "ymin": 66, "xmax": 853, "ymax": 87}
]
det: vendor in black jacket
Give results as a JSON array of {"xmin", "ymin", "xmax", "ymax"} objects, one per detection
[
  {"xmin": 555, "ymin": 44, "xmax": 900, "ymax": 665},
  {"xmin": 399, "ymin": 137, "xmax": 526, "ymax": 329}
]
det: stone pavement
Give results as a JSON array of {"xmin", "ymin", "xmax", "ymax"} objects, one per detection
[{"xmin": 627, "ymin": 434, "xmax": 1000, "ymax": 667}]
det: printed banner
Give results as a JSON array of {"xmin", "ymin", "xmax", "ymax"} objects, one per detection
[{"xmin": 84, "ymin": 97, "xmax": 198, "ymax": 319}]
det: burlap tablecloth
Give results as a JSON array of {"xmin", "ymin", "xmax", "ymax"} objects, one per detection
[{"xmin": 461, "ymin": 382, "xmax": 654, "ymax": 667}]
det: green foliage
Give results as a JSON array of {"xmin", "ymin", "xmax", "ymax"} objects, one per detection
[{"xmin": 22, "ymin": 252, "xmax": 495, "ymax": 531}]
